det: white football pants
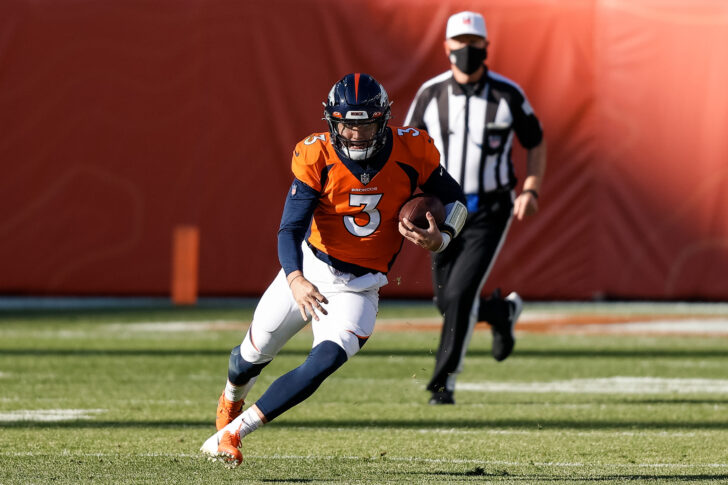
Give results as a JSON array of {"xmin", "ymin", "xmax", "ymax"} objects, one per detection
[{"xmin": 240, "ymin": 243, "xmax": 388, "ymax": 363}]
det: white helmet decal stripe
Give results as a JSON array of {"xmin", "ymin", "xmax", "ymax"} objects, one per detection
[{"xmin": 346, "ymin": 111, "xmax": 369, "ymax": 119}]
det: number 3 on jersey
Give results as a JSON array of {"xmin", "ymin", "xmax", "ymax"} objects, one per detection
[{"xmin": 344, "ymin": 193, "xmax": 383, "ymax": 237}]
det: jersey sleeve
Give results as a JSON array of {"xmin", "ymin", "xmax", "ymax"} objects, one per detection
[
  {"xmin": 279, "ymin": 134, "xmax": 330, "ymax": 274},
  {"xmin": 290, "ymin": 134, "xmax": 329, "ymax": 192},
  {"xmin": 420, "ymin": 165, "xmax": 465, "ymax": 206},
  {"xmin": 390, "ymin": 126, "xmax": 447, "ymax": 190},
  {"xmin": 277, "ymin": 179, "xmax": 319, "ymax": 275},
  {"xmin": 417, "ymin": 131, "xmax": 444, "ymax": 185},
  {"xmin": 510, "ymin": 89, "xmax": 544, "ymax": 149},
  {"xmin": 410, "ymin": 129, "xmax": 466, "ymax": 221}
]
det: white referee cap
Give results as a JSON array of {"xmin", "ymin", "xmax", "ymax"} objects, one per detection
[{"xmin": 446, "ymin": 11, "xmax": 487, "ymax": 39}]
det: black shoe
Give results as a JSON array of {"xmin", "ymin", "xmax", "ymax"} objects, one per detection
[
  {"xmin": 428, "ymin": 391, "xmax": 455, "ymax": 405},
  {"xmin": 491, "ymin": 292, "xmax": 523, "ymax": 362}
]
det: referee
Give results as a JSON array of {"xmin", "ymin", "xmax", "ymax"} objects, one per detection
[{"xmin": 404, "ymin": 11, "xmax": 547, "ymax": 405}]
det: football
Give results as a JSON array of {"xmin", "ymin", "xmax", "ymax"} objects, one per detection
[{"xmin": 398, "ymin": 194, "xmax": 446, "ymax": 229}]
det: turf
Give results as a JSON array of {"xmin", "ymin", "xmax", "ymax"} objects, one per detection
[{"xmin": 1, "ymin": 302, "xmax": 727, "ymax": 484}]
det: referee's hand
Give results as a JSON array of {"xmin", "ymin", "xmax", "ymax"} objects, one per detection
[{"xmin": 514, "ymin": 191, "xmax": 539, "ymax": 220}]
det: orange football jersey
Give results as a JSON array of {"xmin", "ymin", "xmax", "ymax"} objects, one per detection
[{"xmin": 291, "ymin": 127, "xmax": 440, "ymax": 273}]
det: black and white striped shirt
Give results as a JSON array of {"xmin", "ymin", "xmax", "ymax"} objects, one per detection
[{"xmin": 404, "ymin": 69, "xmax": 543, "ymax": 196}]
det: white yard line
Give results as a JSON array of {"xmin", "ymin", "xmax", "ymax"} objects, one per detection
[
  {"xmin": 566, "ymin": 319, "xmax": 728, "ymax": 335},
  {"xmin": 458, "ymin": 377, "xmax": 728, "ymax": 394},
  {"xmin": 0, "ymin": 409, "xmax": 106, "ymax": 422},
  {"xmin": 105, "ymin": 320, "xmax": 245, "ymax": 332}
]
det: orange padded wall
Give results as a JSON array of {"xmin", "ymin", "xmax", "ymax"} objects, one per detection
[{"xmin": 1, "ymin": 0, "xmax": 727, "ymax": 299}]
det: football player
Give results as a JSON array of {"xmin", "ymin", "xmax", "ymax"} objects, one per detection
[{"xmin": 201, "ymin": 73, "xmax": 467, "ymax": 467}]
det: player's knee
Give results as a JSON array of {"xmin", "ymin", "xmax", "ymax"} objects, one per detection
[
  {"xmin": 240, "ymin": 333, "xmax": 275, "ymax": 364},
  {"xmin": 228, "ymin": 345, "xmax": 269, "ymax": 386},
  {"xmin": 333, "ymin": 331, "xmax": 369, "ymax": 359},
  {"xmin": 302, "ymin": 341, "xmax": 348, "ymax": 384}
]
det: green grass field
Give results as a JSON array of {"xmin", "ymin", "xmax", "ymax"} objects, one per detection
[{"xmin": 1, "ymin": 301, "xmax": 727, "ymax": 484}]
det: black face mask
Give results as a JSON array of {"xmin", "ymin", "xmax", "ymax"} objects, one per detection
[{"xmin": 449, "ymin": 45, "xmax": 487, "ymax": 75}]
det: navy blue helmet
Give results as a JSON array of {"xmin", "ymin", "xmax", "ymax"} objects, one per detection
[{"xmin": 324, "ymin": 73, "xmax": 392, "ymax": 161}]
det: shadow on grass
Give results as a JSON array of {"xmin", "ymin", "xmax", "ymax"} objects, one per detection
[
  {"xmin": 3, "ymin": 417, "xmax": 728, "ymax": 431},
  {"xmin": 626, "ymin": 398, "xmax": 728, "ymax": 405},
  {"xmin": 258, "ymin": 480, "xmax": 314, "ymax": 484},
  {"xmin": 515, "ymin": 475, "xmax": 728, "ymax": 482},
  {"xmin": 2, "ymin": 348, "xmax": 727, "ymax": 359},
  {"xmin": 427, "ymin": 469, "xmax": 728, "ymax": 481}
]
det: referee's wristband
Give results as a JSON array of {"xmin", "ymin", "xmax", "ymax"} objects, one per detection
[{"xmin": 522, "ymin": 189, "xmax": 539, "ymax": 199}]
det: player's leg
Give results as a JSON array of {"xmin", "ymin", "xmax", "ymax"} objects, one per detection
[
  {"xmin": 253, "ymin": 287, "xmax": 377, "ymax": 422},
  {"xmin": 216, "ymin": 269, "xmax": 306, "ymax": 430},
  {"xmin": 205, "ymin": 246, "xmax": 384, "ymax": 467},
  {"xmin": 204, "ymin": 269, "xmax": 308, "ymax": 466},
  {"xmin": 210, "ymin": 338, "xmax": 349, "ymax": 468},
  {"xmin": 209, "ymin": 337, "xmax": 350, "ymax": 468},
  {"xmin": 207, "ymin": 283, "xmax": 379, "ymax": 467}
]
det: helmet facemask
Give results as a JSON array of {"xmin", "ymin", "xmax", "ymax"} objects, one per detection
[
  {"xmin": 323, "ymin": 73, "xmax": 392, "ymax": 162},
  {"xmin": 327, "ymin": 118, "xmax": 388, "ymax": 161}
]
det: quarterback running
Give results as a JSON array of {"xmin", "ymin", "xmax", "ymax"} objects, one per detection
[{"xmin": 200, "ymin": 73, "xmax": 467, "ymax": 467}]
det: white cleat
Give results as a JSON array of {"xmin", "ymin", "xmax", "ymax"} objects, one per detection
[
  {"xmin": 200, "ymin": 417, "xmax": 244, "ymax": 467},
  {"xmin": 200, "ymin": 430, "xmax": 222, "ymax": 458}
]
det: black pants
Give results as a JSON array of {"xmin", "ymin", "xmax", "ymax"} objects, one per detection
[{"xmin": 427, "ymin": 191, "xmax": 514, "ymax": 393}]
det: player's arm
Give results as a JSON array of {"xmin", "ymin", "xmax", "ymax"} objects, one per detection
[
  {"xmin": 514, "ymin": 139, "xmax": 546, "ymax": 220},
  {"xmin": 419, "ymin": 166, "xmax": 468, "ymax": 251},
  {"xmin": 510, "ymin": 88, "xmax": 546, "ymax": 220},
  {"xmin": 277, "ymin": 178, "xmax": 329, "ymax": 320},
  {"xmin": 278, "ymin": 178, "xmax": 318, "ymax": 274}
]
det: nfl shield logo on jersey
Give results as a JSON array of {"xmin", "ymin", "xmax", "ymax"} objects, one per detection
[{"xmin": 360, "ymin": 173, "xmax": 370, "ymax": 184}]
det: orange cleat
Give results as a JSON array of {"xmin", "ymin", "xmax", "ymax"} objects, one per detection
[
  {"xmin": 216, "ymin": 392, "xmax": 243, "ymax": 431},
  {"xmin": 217, "ymin": 430, "xmax": 242, "ymax": 468}
]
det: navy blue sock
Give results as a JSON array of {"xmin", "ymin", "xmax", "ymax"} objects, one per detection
[
  {"xmin": 228, "ymin": 345, "xmax": 269, "ymax": 386},
  {"xmin": 255, "ymin": 341, "xmax": 348, "ymax": 422}
]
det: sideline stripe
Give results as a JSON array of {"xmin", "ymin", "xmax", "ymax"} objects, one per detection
[
  {"xmin": 91, "ymin": 317, "xmax": 728, "ymax": 336},
  {"xmin": 2, "ymin": 451, "xmax": 727, "ymax": 469},
  {"xmin": 18, "ymin": 312, "xmax": 722, "ymax": 336},
  {"xmin": 458, "ymin": 377, "xmax": 728, "ymax": 394},
  {"xmin": 0, "ymin": 409, "xmax": 105, "ymax": 422}
]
